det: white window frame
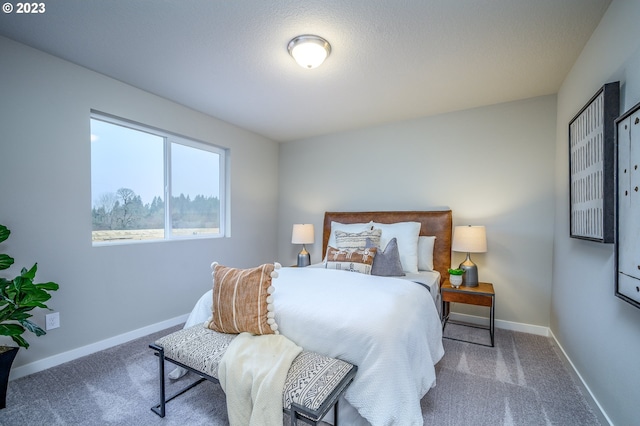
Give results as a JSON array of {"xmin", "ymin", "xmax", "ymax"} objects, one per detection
[{"xmin": 90, "ymin": 111, "xmax": 228, "ymax": 245}]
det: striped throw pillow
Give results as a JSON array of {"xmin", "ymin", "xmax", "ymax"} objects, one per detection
[
  {"xmin": 334, "ymin": 228, "xmax": 382, "ymax": 250},
  {"xmin": 206, "ymin": 262, "xmax": 280, "ymax": 335}
]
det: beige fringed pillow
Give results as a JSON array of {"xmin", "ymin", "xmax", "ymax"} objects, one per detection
[
  {"xmin": 325, "ymin": 246, "xmax": 377, "ymax": 274},
  {"xmin": 205, "ymin": 262, "xmax": 280, "ymax": 335},
  {"xmin": 335, "ymin": 228, "xmax": 382, "ymax": 251}
]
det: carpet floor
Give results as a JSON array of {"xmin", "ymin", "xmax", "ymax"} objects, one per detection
[{"xmin": 0, "ymin": 324, "xmax": 603, "ymax": 425}]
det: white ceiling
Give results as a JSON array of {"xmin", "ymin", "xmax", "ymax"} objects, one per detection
[{"xmin": 0, "ymin": 0, "xmax": 611, "ymax": 142}]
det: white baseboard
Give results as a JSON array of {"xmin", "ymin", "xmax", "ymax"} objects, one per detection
[
  {"xmin": 548, "ymin": 329, "xmax": 613, "ymax": 426},
  {"xmin": 447, "ymin": 312, "xmax": 549, "ymax": 336},
  {"xmin": 447, "ymin": 312, "xmax": 610, "ymax": 425},
  {"xmin": 10, "ymin": 314, "xmax": 188, "ymax": 381}
]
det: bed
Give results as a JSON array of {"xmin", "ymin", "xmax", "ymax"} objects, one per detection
[
  {"xmin": 321, "ymin": 210, "xmax": 453, "ymax": 308},
  {"xmin": 179, "ymin": 210, "xmax": 452, "ymax": 425}
]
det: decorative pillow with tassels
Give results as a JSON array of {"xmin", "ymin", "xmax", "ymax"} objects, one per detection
[{"xmin": 205, "ymin": 262, "xmax": 280, "ymax": 335}]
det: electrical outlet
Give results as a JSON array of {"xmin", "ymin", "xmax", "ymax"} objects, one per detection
[{"xmin": 45, "ymin": 312, "xmax": 60, "ymax": 330}]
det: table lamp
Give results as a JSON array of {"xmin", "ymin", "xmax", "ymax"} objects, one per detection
[
  {"xmin": 451, "ymin": 225, "xmax": 487, "ymax": 287},
  {"xmin": 292, "ymin": 224, "xmax": 314, "ymax": 267}
]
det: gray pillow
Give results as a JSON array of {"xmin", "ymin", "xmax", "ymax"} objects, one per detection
[{"xmin": 365, "ymin": 237, "xmax": 405, "ymax": 277}]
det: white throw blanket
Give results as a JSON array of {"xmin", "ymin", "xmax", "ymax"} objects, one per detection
[{"xmin": 218, "ymin": 332, "xmax": 302, "ymax": 426}]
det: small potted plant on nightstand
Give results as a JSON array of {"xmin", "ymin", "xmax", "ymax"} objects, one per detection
[
  {"xmin": 0, "ymin": 223, "xmax": 59, "ymax": 409},
  {"xmin": 448, "ymin": 268, "xmax": 464, "ymax": 288}
]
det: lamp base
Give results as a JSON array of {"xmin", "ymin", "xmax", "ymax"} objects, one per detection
[
  {"xmin": 459, "ymin": 253, "xmax": 478, "ymax": 287},
  {"xmin": 297, "ymin": 246, "xmax": 310, "ymax": 267}
]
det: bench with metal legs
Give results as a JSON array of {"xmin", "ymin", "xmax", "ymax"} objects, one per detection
[{"xmin": 149, "ymin": 325, "xmax": 357, "ymax": 425}]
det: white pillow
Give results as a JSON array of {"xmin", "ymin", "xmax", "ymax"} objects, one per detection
[
  {"xmin": 326, "ymin": 221, "xmax": 373, "ymax": 250},
  {"xmin": 371, "ymin": 222, "xmax": 421, "ymax": 273},
  {"xmin": 418, "ymin": 236, "xmax": 436, "ymax": 271}
]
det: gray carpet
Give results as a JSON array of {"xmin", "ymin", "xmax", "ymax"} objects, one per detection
[{"xmin": 0, "ymin": 324, "xmax": 603, "ymax": 426}]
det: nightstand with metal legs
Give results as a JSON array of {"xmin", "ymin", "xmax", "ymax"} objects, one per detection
[{"xmin": 441, "ymin": 281, "xmax": 495, "ymax": 347}]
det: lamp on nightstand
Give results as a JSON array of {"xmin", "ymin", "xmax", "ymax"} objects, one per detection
[
  {"xmin": 292, "ymin": 224, "xmax": 314, "ymax": 267},
  {"xmin": 452, "ymin": 225, "xmax": 487, "ymax": 287}
]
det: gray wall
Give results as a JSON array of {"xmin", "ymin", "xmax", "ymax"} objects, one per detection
[
  {"xmin": 4, "ymin": 1, "xmax": 639, "ymax": 421},
  {"xmin": 278, "ymin": 95, "xmax": 557, "ymax": 328},
  {"xmin": 552, "ymin": 0, "xmax": 640, "ymax": 424},
  {"xmin": 0, "ymin": 36, "xmax": 279, "ymax": 369}
]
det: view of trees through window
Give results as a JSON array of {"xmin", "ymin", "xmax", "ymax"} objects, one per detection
[
  {"xmin": 91, "ymin": 190, "xmax": 221, "ymax": 236},
  {"xmin": 90, "ymin": 113, "xmax": 225, "ymax": 243}
]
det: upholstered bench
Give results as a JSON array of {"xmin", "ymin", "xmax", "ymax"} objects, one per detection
[{"xmin": 149, "ymin": 325, "xmax": 357, "ymax": 426}]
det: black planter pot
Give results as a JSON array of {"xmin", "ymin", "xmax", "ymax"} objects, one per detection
[{"xmin": 0, "ymin": 347, "xmax": 19, "ymax": 409}]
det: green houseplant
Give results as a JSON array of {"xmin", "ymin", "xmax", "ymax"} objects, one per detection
[
  {"xmin": 0, "ymin": 223, "xmax": 59, "ymax": 408},
  {"xmin": 447, "ymin": 268, "xmax": 464, "ymax": 288}
]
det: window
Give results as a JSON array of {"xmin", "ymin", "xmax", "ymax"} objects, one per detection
[{"xmin": 90, "ymin": 112, "xmax": 227, "ymax": 244}]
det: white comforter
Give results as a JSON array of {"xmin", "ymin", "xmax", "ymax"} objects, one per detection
[{"xmin": 183, "ymin": 267, "xmax": 444, "ymax": 426}]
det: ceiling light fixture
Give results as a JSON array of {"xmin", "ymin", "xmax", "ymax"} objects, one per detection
[{"xmin": 287, "ymin": 35, "xmax": 331, "ymax": 69}]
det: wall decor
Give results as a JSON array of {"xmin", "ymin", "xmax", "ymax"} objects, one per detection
[
  {"xmin": 615, "ymin": 100, "xmax": 640, "ymax": 309},
  {"xmin": 568, "ymin": 82, "xmax": 619, "ymax": 243}
]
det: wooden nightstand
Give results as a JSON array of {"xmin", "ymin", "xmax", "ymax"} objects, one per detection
[{"xmin": 441, "ymin": 281, "xmax": 495, "ymax": 347}]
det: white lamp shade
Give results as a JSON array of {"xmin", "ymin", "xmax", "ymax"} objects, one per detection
[
  {"xmin": 288, "ymin": 35, "xmax": 331, "ymax": 69},
  {"xmin": 292, "ymin": 224, "xmax": 314, "ymax": 244},
  {"xmin": 452, "ymin": 225, "xmax": 487, "ymax": 253}
]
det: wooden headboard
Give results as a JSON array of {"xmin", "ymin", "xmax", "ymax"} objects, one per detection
[{"xmin": 323, "ymin": 210, "xmax": 453, "ymax": 283}]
